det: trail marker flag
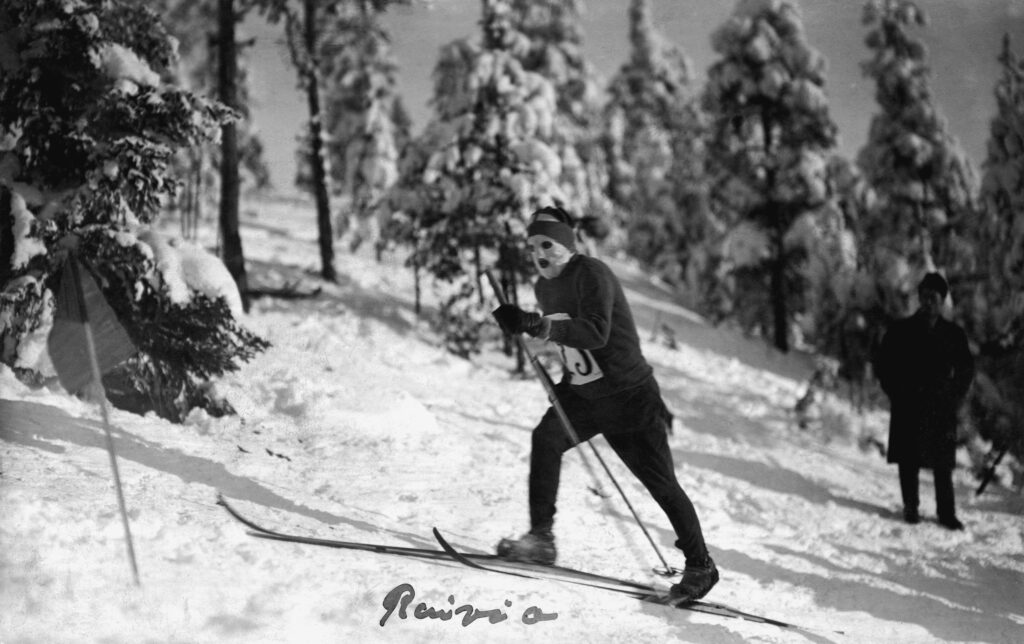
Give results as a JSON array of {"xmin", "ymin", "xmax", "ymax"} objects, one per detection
[{"xmin": 48, "ymin": 258, "xmax": 135, "ymax": 393}]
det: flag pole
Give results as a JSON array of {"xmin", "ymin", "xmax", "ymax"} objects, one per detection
[{"xmin": 69, "ymin": 258, "xmax": 141, "ymax": 586}]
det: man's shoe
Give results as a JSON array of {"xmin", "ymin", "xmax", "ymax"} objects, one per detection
[
  {"xmin": 903, "ymin": 508, "xmax": 920, "ymax": 525},
  {"xmin": 938, "ymin": 516, "xmax": 964, "ymax": 531},
  {"xmin": 496, "ymin": 530, "xmax": 557, "ymax": 565},
  {"xmin": 669, "ymin": 555, "xmax": 719, "ymax": 604}
]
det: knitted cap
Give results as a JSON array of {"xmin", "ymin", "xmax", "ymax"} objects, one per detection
[{"xmin": 526, "ymin": 206, "xmax": 576, "ymax": 250}]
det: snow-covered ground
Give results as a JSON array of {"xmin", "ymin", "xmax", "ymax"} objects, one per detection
[{"xmin": 2, "ymin": 197, "xmax": 1022, "ymax": 644}]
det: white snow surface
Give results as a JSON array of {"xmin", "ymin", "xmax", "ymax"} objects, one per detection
[
  {"xmin": 92, "ymin": 42, "xmax": 160, "ymax": 88},
  {"xmin": 7, "ymin": 191, "xmax": 46, "ymax": 270},
  {"xmin": 134, "ymin": 228, "xmax": 244, "ymax": 318},
  {"xmin": 1, "ymin": 197, "xmax": 1022, "ymax": 644}
]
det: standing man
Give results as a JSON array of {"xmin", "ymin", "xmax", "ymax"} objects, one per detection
[
  {"xmin": 875, "ymin": 273, "xmax": 975, "ymax": 530},
  {"xmin": 491, "ymin": 206, "xmax": 718, "ymax": 603}
]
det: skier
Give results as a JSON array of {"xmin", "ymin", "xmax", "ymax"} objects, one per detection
[
  {"xmin": 491, "ymin": 206, "xmax": 718, "ymax": 604},
  {"xmin": 874, "ymin": 272, "xmax": 975, "ymax": 530}
]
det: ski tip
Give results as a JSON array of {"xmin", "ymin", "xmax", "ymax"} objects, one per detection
[{"xmin": 432, "ymin": 527, "xmax": 457, "ymax": 552}]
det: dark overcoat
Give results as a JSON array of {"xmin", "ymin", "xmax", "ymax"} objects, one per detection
[{"xmin": 874, "ymin": 311, "xmax": 975, "ymax": 470}]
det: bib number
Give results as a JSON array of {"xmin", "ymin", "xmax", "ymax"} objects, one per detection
[
  {"xmin": 559, "ymin": 345, "xmax": 604, "ymax": 385},
  {"xmin": 543, "ymin": 313, "xmax": 604, "ymax": 385}
]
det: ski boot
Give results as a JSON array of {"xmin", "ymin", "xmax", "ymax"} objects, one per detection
[
  {"xmin": 938, "ymin": 515, "xmax": 964, "ymax": 531},
  {"xmin": 496, "ymin": 530, "xmax": 556, "ymax": 565},
  {"xmin": 669, "ymin": 555, "xmax": 719, "ymax": 604}
]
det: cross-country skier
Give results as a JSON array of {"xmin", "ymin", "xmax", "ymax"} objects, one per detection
[{"xmin": 491, "ymin": 206, "xmax": 718, "ymax": 604}]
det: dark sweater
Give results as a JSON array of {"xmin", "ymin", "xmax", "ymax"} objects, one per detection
[{"xmin": 535, "ymin": 254, "xmax": 653, "ymax": 399}]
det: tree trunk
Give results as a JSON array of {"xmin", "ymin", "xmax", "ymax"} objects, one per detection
[
  {"xmin": 414, "ymin": 260, "xmax": 421, "ymax": 316},
  {"xmin": 303, "ymin": 0, "xmax": 336, "ymax": 282},
  {"xmin": 512, "ymin": 275, "xmax": 524, "ymax": 373},
  {"xmin": 0, "ymin": 186, "xmax": 13, "ymax": 287},
  {"xmin": 759, "ymin": 108, "xmax": 787, "ymax": 352},
  {"xmin": 183, "ymin": 147, "xmax": 203, "ymax": 240},
  {"xmin": 770, "ymin": 226, "xmax": 789, "ymax": 353},
  {"xmin": 915, "ymin": 195, "xmax": 934, "ymax": 270},
  {"xmin": 474, "ymin": 244, "xmax": 483, "ymax": 305},
  {"xmin": 497, "ymin": 267, "xmax": 513, "ymax": 358},
  {"xmin": 499, "ymin": 266, "xmax": 525, "ymax": 373},
  {"xmin": 217, "ymin": 0, "xmax": 250, "ymax": 313},
  {"xmin": 194, "ymin": 149, "xmax": 204, "ymax": 239}
]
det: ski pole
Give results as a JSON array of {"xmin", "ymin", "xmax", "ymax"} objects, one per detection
[
  {"xmin": 69, "ymin": 258, "xmax": 141, "ymax": 586},
  {"xmin": 975, "ymin": 445, "xmax": 1009, "ymax": 497},
  {"xmin": 484, "ymin": 269, "xmax": 680, "ymax": 576}
]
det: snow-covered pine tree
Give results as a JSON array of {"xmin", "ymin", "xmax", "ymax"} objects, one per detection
[
  {"xmin": 960, "ymin": 35, "xmax": 1024, "ymax": 468},
  {"xmin": 385, "ymin": 119, "xmax": 448, "ymax": 316},
  {"xmin": 509, "ymin": 0, "xmax": 615, "ymax": 242},
  {"xmin": 857, "ymin": 0, "xmax": 977, "ymax": 319},
  {"xmin": 702, "ymin": 0, "xmax": 839, "ymax": 352},
  {"xmin": 787, "ymin": 156, "xmax": 868, "ymax": 357},
  {"xmin": 0, "ymin": 0, "xmax": 268, "ymax": 421},
  {"xmin": 297, "ymin": 0, "xmax": 409, "ymax": 254},
  {"xmin": 604, "ymin": 0, "xmax": 709, "ymax": 282},
  {"xmin": 387, "ymin": 0, "xmax": 562, "ymax": 357},
  {"xmin": 161, "ymin": 0, "xmax": 271, "ymax": 239},
  {"xmin": 252, "ymin": 0, "xmax": 341, "ymax": 282},
  {"xmin": 967, "ymin": 35, "xmax": 1024, "ymax": 346}
]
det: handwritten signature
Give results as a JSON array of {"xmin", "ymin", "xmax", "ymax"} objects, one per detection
[{"xmin": 380, "ymin": 582, "xmax": 559, "ymax": 627}]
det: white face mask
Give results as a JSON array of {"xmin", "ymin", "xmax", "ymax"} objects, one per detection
[{"xmin": 528, "ymin": 234, "xmax": 574, "ymax": 279}]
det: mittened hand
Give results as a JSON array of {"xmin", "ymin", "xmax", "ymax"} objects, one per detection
[
  {"xmin": 492, "ymin": 304, "xmax": 548, "ymax": 338},
  {"xmin": 492, "ymin": 304, "xmax": 529, "ymax": 334}
]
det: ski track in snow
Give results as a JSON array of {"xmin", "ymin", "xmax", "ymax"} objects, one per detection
[{"xmin": 2, "ymin": 198, "xmax": 1022, "ymax": 644}]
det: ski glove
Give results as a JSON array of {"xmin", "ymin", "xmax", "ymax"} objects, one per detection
[{"xmin": 493, "ymin": 304, "xmax": 550, "ymax": 338}]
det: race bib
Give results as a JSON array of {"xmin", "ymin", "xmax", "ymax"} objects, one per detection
[
  {"xmin": 559, "ymin": 345, "xmax": 604, "ymax": 385},
  {"xmin": 546, "ymin": 313, "xmax": 604, "ymax": 385}
]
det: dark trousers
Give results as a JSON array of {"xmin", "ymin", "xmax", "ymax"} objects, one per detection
[
  {"xmin": 528, "ymin": 379, "xmax": 708, "ymax": 562},
  {"xmin": 899, "ymin": 462, "xmax": 956, "ymax": 520}
]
